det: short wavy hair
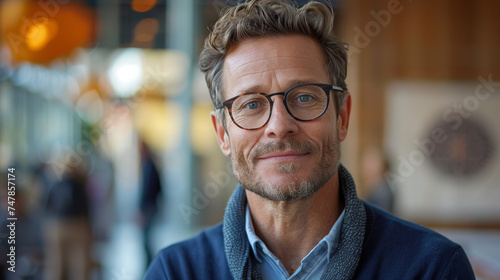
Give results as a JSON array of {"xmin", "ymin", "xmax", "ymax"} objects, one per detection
[{"xmin": 199, "ymin": 0, "xmax": 348, "ymax": 127}]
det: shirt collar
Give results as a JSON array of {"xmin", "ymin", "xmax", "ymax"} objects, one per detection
[
  {"xmin": 245, "ymin": 204, "xmax": 345, "ymax": 263},
  {"xmin": 245, "ymin": 204, "xmax": 265, "ymax": 262}
]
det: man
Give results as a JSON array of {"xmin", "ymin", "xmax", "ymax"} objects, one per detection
[{"xmin": 145, "ymin": 0, "xmax": 475, "ymax": 279}]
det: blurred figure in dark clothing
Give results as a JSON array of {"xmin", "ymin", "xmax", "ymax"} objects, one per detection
[
  {"xmin": 43, "ymin": 163, "xmax": 91, "ymax": 280},
  {"xmin": 0, "ymin": 184, "xmax": 44, "ymax": 280},
  {"xmin": 86, "ymin": 147, "xmax": 115, "ymax": 242},
  {"xmin": 362, "ymin": 148, "xmax": 394, "ymax": 213},
  {"xmin": 139, "ymin": 141, "xmax": 163, "ymax": 267},
  {"xmin": 85, "ymin": 147, "xmax": 115, "ymax": 279}
]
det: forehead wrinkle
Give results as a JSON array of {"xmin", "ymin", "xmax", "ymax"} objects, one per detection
[
  {"xmin": 230, "ymin": 55, "xmax": 314, "ymax": 72},
  {"xmin": 235, "ymin": 66, "xmax": 313, "ymax": 81}
]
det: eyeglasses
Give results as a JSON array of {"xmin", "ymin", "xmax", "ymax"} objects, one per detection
[{"xmin": 215, "ymin": 83, "xmax": 345, "ymax": 130}]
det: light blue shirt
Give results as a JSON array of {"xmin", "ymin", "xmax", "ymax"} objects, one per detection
[{"xmin": 245, "ymin": 205, "xmax": 345, "ymax": 279}]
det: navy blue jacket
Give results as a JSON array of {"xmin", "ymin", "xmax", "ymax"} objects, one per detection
[{"xmin": 144, "ymin": 202, "xmax": 475, "ymax": 279}]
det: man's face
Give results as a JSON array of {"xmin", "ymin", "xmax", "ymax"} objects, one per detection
[{"xmin": 212, "ymin": 35, "xmax": 351, "ymax": 201}]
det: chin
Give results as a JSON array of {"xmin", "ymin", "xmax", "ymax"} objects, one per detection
[
  {"xmin": 273, "ymin": 162, "xmax": 301, "ymax": 174},
  {"xmin": 244, "ymin": 176, "xmax": 323, "ymax": 201}
]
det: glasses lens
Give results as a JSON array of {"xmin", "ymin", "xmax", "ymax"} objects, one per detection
[
  {"xmin": 286, "ymin": 85, "xmax": 328, "ymax": 120},
  {"xmin": 231, "ymin": 94, "xmax": 271, "ymax": 129}
]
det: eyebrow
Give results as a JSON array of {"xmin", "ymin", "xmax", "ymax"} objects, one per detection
[{"xmin": 236, "ymin": 79, "xmax": 324, "ymax": 94}]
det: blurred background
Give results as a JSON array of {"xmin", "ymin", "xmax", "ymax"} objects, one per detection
[{"xmin": 0, "ymin": 0, "xmax": 499, "ymax": 279}]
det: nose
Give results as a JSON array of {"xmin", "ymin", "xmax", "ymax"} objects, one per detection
[{"xmin": 264, "ymin": 96, "xmax": 299, "ymax": 138}]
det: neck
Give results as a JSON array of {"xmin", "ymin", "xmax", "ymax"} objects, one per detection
[{"xmin": 246, "ymin": 172, "xmax": 344, "ymax": 275}]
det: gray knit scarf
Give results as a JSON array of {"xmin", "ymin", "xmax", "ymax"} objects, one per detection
[{"xmin": 222, "ymin": 164, "xmax": 366, "ymax": 280}]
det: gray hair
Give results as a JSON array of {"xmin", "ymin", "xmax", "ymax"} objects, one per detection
[{"xmin": 199, "ymin": 0, "xmax": 349, "ymax": 128}]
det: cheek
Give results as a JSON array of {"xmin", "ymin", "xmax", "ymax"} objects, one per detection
[
  {"xmin": 310, "ymin": 112, "xmax": 337, "ymax": 135},
  {"xmin": 308, "ymin": 125, "xmax": 337, "ymax": 162},
  {"xmin": 228, "ymin": 130, "xmax": 258, "ymax": 158}
]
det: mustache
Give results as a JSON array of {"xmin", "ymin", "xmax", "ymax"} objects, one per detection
[{"xmin": 249, "ymin": 139, "xmax": 318, "ymax": 162}]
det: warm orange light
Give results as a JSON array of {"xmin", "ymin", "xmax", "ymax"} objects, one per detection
[
  {"xmin": 0, "ymin": 1, "xmax": 94, "ymax": 64},
  {"xmin": 0, "ymin": 0, "xmax": 27, "ymax": 34},
  {"xmin": 25, "ymin": 19, "xmax": 58, "ymax": 51},
  {"xmin": 131, "ymin": 0, "xmax": 157, "ymax": 12},
  {"xmin": 26, "ymin": 23, "xmax": 48, "ymax": 50},
  {"xmin": 134, "ymin": 18, "xmax": 159, "ymax": 42}
]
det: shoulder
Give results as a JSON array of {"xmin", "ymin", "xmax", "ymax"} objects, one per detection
[
  {"xmin": 354, "ymin": 202, "xmax": 475, "ymax": 279},
  {"xmin": 144, "ymin": 223, "xmax": 232, "ymax": 280},
  {"xmin": 362, "ymin": 202, "xmax": 463, "ymax": 254}
]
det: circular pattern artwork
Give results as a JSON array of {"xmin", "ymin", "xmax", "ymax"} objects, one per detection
[{"xmin": 428, "ymin": 116, "xmax": 495, "ymax": 177}]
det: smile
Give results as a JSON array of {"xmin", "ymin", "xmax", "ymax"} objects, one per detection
[{"xmin": 258, "ymin": 151, "xmax": 309, "ymax": 162}]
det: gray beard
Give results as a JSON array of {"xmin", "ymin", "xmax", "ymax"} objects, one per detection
[{"xmin": 231, "ymin": 135, "xmax": 341, "ymax": 201}]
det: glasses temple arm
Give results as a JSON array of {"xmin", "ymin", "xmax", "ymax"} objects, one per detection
[{"xmin": 331, "ymin": 85, "xmax": 346, "ymax": 92}]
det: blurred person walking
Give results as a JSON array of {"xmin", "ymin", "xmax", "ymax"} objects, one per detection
[
  {"xmin": 85, "ymin": 146, "xmax": 115, "ymax": 278},
  {"xmin": 138, "ymin": 141, "xmax": 163, "ymax": 267},
  {"xmin": 43, "ymin": 164, "xmax": 91, "ymax": 280},
  {"xmin": 362, "ymin": 148, "xmax": 394, "ymax": 213}
]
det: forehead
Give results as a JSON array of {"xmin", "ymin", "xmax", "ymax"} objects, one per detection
[{"xmin": 222, "ymin": 35, "xmax": 329, "ymax": 96}]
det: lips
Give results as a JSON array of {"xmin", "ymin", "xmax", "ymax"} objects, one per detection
[
  {"xmin": 258, "ymin": 150, "xmax": 309, "ymax": 161},
  {"xmin": 248, "ymin": 139, "xmax": 318, "ymax": 164}
]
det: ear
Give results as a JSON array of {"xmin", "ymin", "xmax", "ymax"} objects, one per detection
[
  {"xmin": 337, "ymin": 93, "xmax": 351, "ymax": 142},
  {"xmin": 211, "ymin": 111, "xmax": 231, "ymax": 157}
]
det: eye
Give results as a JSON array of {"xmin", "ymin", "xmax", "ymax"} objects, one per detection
[
  {"xmin": 233, "ymin": 94, "xmax": 268, "ymax": 113},
  {"xmin": 297, "ymin": 95, "xmax": 313, "ymax": 102},
  {"xmin": 246, "ymin": 101, "xmax": 260, "ymax": 109}
]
